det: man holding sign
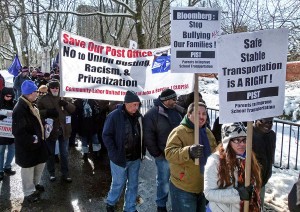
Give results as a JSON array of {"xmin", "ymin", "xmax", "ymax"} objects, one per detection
[{"xmin": 165, "ymin": 102, "xmax": 216, "ymax": 212}]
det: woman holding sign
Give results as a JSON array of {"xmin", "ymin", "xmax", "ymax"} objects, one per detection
[
  {"xmin": 0, "ymin": 87, "xmax": 16, "ymax": 181},
  {"xmin": 204, "ymin": 123, "xmax": 262, "ymax": 212}
]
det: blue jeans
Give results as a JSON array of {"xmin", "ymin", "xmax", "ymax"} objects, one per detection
[
  {"xmin": 155, "ymin": 157, "xmax": 170, "ymax": 207},
  {"xmin": 0, "ymin": 144, "xmax": 15, "ymax": 172},
  {"xmin": 106, "ymin": 159, "xmax": 141, "ymax": 212},
  {"xmin": 81, "ymin": 134, "xmax": 101, "ymax": 153},
  {"xmin": 170, "ymin": 181, "xmax": 206, "ymax": 212},
  {"xmin": 46, "ymin": 135, "xmax": 69, "ymax": 176}
]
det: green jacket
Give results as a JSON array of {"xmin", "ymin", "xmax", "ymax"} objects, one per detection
[{"xmin": 165, "ymin": 124, "xmax": 217, "ymax": 194}]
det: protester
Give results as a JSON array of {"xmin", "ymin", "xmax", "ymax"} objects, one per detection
[
  {"xmin": 204, "ymin": 122, "xmax": 262, "ymax": 212},
  {"xmin": 252, "ymin": 117, "xmax": 276, "ymax": 208},
  {"xmin": 13, "ymin": 66, "xmax": 31, "ymax": 99},
  {"xmin": 0, "ymin": 87, "xmax": 16, "ymax": 181},
  {"xmin": 38, "ymin": 85, "xmax": 48, "ymax": 96},
  {"xmin": 30, "ymin": 68, "xmax": 38, "ymax": 82},
  {"xmin": 0, "ymin": 73, "xmax": 5, "ymax": 92},
  {"xmin": 102, "ymin": 90, "xmax": 145, "ymax": 212},
  {"xmin": 288, "ymin": 173, "xmax": 300, "ymax": 212},
  {"xmin": 12, "ymin": 80, "xmax": 48, "ymax": 203},
  {"xmin": 74, "ymin": 99, "xmax": 102, "ymax": 160},
  {"xmin": 165, "ymin": 102, "xmax": 217, "ymax": 212},
  {"xmin": 38, "ymin": 72, "xmax": 51, "ymax": 87},
  {"xmin": 37, "ymin": 80, "xmax": 75, "ymax": 183},
  {"xmin": 176, "ymin": 92, "xmax": 211, "ymax": 129},
  {"xmin": 143, "ymin": 89, "xmax": 182, "ymax": 212}
]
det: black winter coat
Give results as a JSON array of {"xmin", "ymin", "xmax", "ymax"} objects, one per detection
[
  {"xmin": 252, "ymin": 127, "xmax": 276, "ymax": 186},
  {"xmin": 143, "ymin": 99, "xmax": 182, "ymax": 157},
  {"xmin": 0, "ymin": 87, "xmax": 15, "ymax": 145},
  {"xmin": 12, "ymin": 97, "xmax": 48, "ymax": 168},
  {"xmin": 74, "ymin": 99, "xmax": 103, "ymax": 136}
]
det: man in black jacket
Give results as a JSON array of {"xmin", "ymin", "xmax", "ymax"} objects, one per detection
[
  {"xmin": 143, "ymin": 89, "xmax": 182, "ymax": 212},
  {"xmin": 252, "ymin": 117, "xmax": 276, "ymax": 209},
  {"xmin": 12, "ymin": 80, "xmax": 48, "ymax": 203}
]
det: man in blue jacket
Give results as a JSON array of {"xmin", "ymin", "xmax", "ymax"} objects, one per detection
[
  {"xmin": 143, "ymin": 89, "xmax": 182, "ymax": 212},
  {"xmin": 103, "ymin": 90, "xmax": 145, "ymax": 212}
]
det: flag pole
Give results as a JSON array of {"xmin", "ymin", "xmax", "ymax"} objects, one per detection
[
  {"xmin": 194, "ymin": 74, "xmax": 199, "ymax": 165},
  {"xmin": 244, "ymin": 121, "xmax": 253, "ymax": 212}
]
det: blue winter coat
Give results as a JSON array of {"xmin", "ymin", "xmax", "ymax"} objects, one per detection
[{"xmin": 102, "ymin": 104, "xmax": 145, "ymax": 167}]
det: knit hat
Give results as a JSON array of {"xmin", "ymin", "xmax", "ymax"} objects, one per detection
[
  {"xmin": 124, "ymin": 90, "xmax": 140, "ymax": 103},
  {"xmin": 21, "ymin": 80, "xmax": 38, "ymax": 95},
  {"xmin": 21, "ymin": 67, "xmax": 29, "ymax": 72},
  {"xmin": 159, "ymin": 89, "xmax": 177, "ymax": 101},
  {"xmin": 47, "ymin": 80, "xmax": 60, "ymax": 88},
  {"xmin": 221, "ymin": 122, "xmax": 247, "ymax": 150}
]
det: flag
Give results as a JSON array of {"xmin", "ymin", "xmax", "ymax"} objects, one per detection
[
  {"xmin": 8, "ymin": 54, "xmax": 21, "ymax": 77},
  {"xmin": 52, "ymin": 53, "xmax": 59, "ymax": 68}
]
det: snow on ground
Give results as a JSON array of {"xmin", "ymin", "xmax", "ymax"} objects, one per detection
[{"xmin": 200, "ymin": 77, "xmax": 300, "ymax": 211}]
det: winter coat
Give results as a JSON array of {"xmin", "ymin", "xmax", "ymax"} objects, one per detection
[
  {"xmin": 102, "ymin": 104, "xmax": 145, "ymax": 167},
  {"xmin": 12, "ymin": 96, "xmax": 48, "ymax": 168},
  {"xmin": 252, "ymin": 126, "xmax": 276, "ymax": 186},
  {"xmin": 37, "ymin": 93, "xmax": 75, "ymax": 141},
  {"xmin": 165, "ymin": 124, "xmax": 217, "ymax": 194},
  {"xmin": 204, "ymin": 153, "xmax": 241, "ymax": 212},
  {"xmin": 0, "ymin": 87, "xmax": 15, "ymax": 145},
  {"xmin": 143, "ymin": 99, "xmax": 182, "ymax": 157},
  {"xmin": 74, "ymin": 99, "xmax": 104, "ymax": 136}
]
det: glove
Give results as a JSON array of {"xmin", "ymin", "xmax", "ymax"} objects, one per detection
[
  {"xmin": 189, "ymin": 144, "xmax": 204, "ymax": 159},
  {"xmin": 59, "ymin": 100, "xmax": 68, "ymax": 107},
  {"xmin": 47, "ymin": 108, "xmax": 59, "ymax": 118},
  {"xmin": 236, "ymin": 185, "xmax": 254, "ymax": 201},
  {"xmin": 33, "ymin": 135, "xmax": 38, "ymax": 143}
]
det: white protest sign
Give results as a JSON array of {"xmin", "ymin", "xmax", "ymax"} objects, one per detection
[
  {"xmin": 218, "ymin": 29, "xmax": 289, "ymax": 123},
  {"xmin": 0, "ymin": 121, "xmax": 13, "ymax": 138},
  {"xmin": 171, "ymin": 7, "xmax": 220, "ymax": 73},
  {"xmin": 59, "ymin": 30, "xmax": 194, "ymax": 101}
]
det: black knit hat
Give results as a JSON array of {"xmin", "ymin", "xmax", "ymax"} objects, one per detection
[
  {"xmin": 159, "ymin": 89, "xmax": 177, "ymax": 101},
  {"xmin": 124, "ymin": 90, "xmax": 140, "ymax": 103},
  {"xmin": 47, "ymin": 79, "xmax": 60, "ymax": 88}
]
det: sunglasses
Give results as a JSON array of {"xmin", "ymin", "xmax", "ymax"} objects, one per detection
[
  {"xmin": 230, "ymin": 138, "xmax": 246, "ymax": 144},
  {"xmin": 50, "ymin": 87, "xmax": 59, "ymax": 90},
  {"xmin": 259, "ymin": 119, "xmax": 273, "ymax": 125},
  {"xmin": 5, "ymin": 95, "xmax": 13, "ymax": 98}
]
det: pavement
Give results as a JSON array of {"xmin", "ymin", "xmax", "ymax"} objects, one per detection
[{"xmin": 0, "ymin": 143, "xmax": 279, "ymax": 212}]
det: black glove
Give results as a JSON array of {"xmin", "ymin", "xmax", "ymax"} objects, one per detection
[
  {"xmin": 189, "ymin": 144, "xmax": 204, "ymax": 159},
  {"xmin": 47, "ymin": 108, "xmax": 59, "ymax": 118},
  {"xmin": 59, "ymin": 100, "xmax": 68, "ymax": 107},
  {"xmin": 236, "ymin": 185, "xmax": 254, "ymax": 201}
]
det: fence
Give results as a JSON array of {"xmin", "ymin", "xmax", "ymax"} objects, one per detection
[{"xmin": 141, "ymin": 100, "xmax": 300, "ymax": 170}]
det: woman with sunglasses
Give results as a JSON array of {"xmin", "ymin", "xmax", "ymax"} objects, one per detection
[
  {"xmin": 0, "ymin": 87, "xmax": 16, "ymax": 180},
  {"xmin": 204, "ymin": 123, "xmax": 262, "ymax": 212}
]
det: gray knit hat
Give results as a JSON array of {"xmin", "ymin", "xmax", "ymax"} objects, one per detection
[{"xmin": 221, "ymin": 122, "xmax": 247, "ymax": 150}]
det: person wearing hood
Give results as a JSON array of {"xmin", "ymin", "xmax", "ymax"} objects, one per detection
[
  {"xmin": 12, "ymin": 80, "xmax": 48, "ymax": 203},
  {"xmin": 143, "ymin": 88, "xmax": 182, "ymax": 212},
  {"xmin": 0, "ymin": 87, "xmax": 16, "ymax": 181},
  {"xmin": 165, "ymin": 102, "xmax": 217, "ymax": 212},
  {"xmin": 37, "ymin": 80, "xmax": 75, "ymax": 183},
  {"xmin": 102, "ymin": 90, "xmax": 145, "ymax": 212},
  {"xmin": 204, "ymin": 123, "xmax": 262, "ymax": 212}
]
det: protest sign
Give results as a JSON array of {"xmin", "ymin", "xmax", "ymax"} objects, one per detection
[
  {"xmin": 171, "ymin": 7, "xmax": 220, "ymax": 73},
  {"xmin": 0, "ymin": 121, "xmax": 13, "ymax": 138},
  {"xmin": 59, "ymin": 30, "xmax": 193, "ymax": 101},
  {"xmin": 218, "ymin": 29, "xmax": 289, "ymax": 123}
]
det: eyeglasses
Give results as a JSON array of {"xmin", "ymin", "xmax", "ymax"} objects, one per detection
[
  {"xmin": 230, "ymin": 138, "xmax": 246, "ymax": 144},
  {"xmin": 5, "ymin": 95, "xmax": 13, "ymax": 98},
  {"xmin": 38, "ymin": 91, "xmax": 47, "ymax": 95}
]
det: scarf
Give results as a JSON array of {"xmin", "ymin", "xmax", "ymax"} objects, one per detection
[
  {"xmin": 20, "ymin": 96, "xmax": 44, "ymax": 140},
  {"xmin": 181, "ymin": 115, "xmax": 211, "ymax": 173},
  {"xmin": 237, "ymin": 156, "xmax": 261, "ymax": 212}
]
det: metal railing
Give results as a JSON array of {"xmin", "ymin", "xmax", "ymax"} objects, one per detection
[{"xmin": 141, "ymin": 100, "xmax": 300, "ymax": 170}]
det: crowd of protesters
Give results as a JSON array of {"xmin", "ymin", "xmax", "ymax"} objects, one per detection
[{"xmin": 0, "ymin": 65, "xmax": 298, "ymax": 212}]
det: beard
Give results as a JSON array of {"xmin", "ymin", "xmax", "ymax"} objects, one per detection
[{"xmin": 51, "ymin": 91, "xmax": 59, "ymax": 96}]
